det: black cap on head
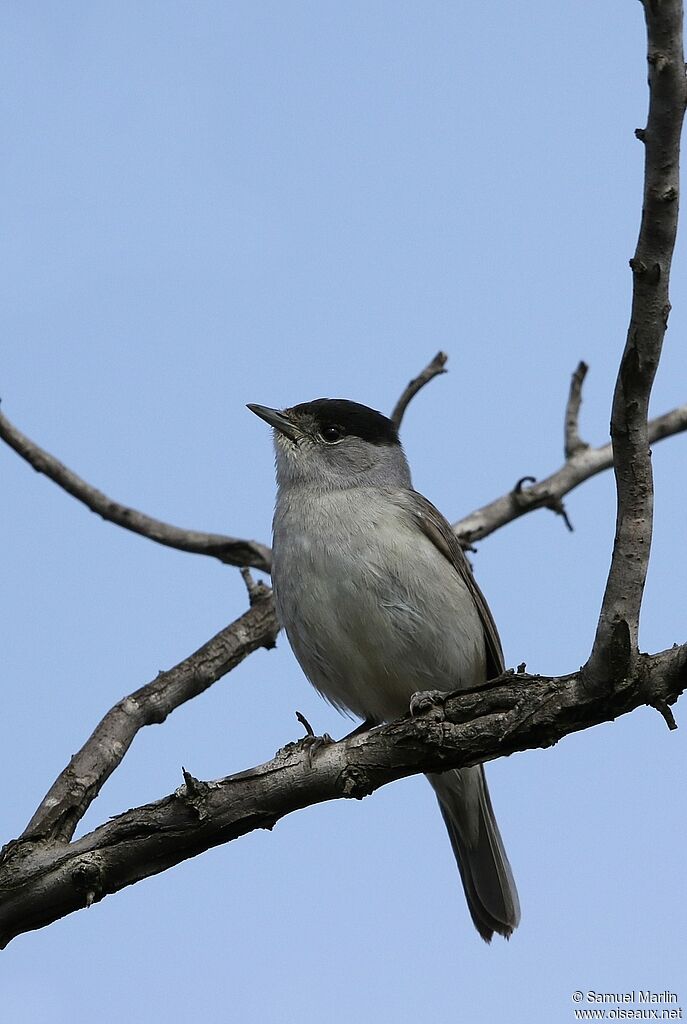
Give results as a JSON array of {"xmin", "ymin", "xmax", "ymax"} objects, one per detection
[{"xmin": 289, "ymin": 399, "xmax": 399, "ymax": 446}]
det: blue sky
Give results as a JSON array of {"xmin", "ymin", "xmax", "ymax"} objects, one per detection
[{"xmin": 1, "ymin": 3, "xmax": 685, "ymax": 1021}]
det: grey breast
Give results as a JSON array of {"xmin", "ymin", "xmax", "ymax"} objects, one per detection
[{"xmin": 272, "ymin": 485, "xmax": 486, "ymax": 723}]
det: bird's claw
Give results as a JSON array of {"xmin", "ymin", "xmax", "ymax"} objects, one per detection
[
  {"xmin": 409, "ymin": 689, "xmax": 447, "ymax": 718},
  {"xmin": 278, "ymin": 732, "xmax": 335, "ymax": 768},
  {"xmin": 301, "ymin": 732, "xmax": 334, "ymax": 768}
]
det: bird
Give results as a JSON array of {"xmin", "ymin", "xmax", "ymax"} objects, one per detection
[{"xmin": 248, "ymin": 397, "xmax": 520, "ymax": 941}]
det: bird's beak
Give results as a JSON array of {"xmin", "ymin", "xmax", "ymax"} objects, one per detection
[{"xmin": 247, "ymin": 404, "xmax": 302, "ymax": 443}]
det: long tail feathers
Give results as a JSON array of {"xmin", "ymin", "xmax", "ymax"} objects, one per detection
[{"xmin": 427, "ymin": 766, "xmax": 520, "ymax": 942}]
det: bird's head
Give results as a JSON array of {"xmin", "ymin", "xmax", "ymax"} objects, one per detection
[{"xmin": 248, "ymin": 398, "xmax": 411, "ymax": 492}]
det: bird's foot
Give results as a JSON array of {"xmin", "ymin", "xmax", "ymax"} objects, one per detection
[
  {"xmin": 305, "ymin": 732, "xmax": 335, "ymax": 767},
  {"xmin": 409, "ymin": 689, "xmax": 447, "ymax": 719}
]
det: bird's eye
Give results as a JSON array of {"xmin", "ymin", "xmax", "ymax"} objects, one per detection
[{"xmin": 321, "ymin": 424, "xmax": 344, "ymax": 443}]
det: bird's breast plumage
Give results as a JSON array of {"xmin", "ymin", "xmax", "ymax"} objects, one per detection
[{"xmin": 272, "ymin": 486, "xmax": 486, "ymax": 722}]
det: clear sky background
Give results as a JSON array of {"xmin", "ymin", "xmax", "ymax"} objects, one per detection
[{"xmin": 2, "ymin": 3, "xmax": 685, "ymax": 1022}]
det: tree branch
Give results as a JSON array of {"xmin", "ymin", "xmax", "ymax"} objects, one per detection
[
  {"xmin": 0, "ymin": 409, "xmax": 273, "ymax": 572},
  {"xmin": 564, "ymin": 360, "xmax": 590, "ymax": 459},
  {"xmin": 453, "ymin": 400, "xmax": 687, "ymax": 543},
  {"xmin": 1, "ymin": 642, "xmax": 683, "ymax": 949},
  {"xmin": 390, "ymin": 350, "xmax": 448, "ymax": 429},
  {"xmin": 0, "ymin": 351, "xmax": 447, "ymax": 573},
  {"xmin": 20, "ymin": 588, "xmax": 279, "ymax": 845},
  {"xmin": 586, "ymin": 0, "xmax": 687, "ymax": 683}
]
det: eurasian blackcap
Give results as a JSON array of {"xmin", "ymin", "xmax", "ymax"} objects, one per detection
[{"xmin": 248, "ymin": 397, "xmax": 520, "ymax": 942}]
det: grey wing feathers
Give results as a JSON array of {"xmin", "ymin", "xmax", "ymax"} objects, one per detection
[
  {"xmin": 402, "ymin": 490, "xmax": 505, "ymax": 679},
  {"xmin": 390, "ymin": 488, "xmax": 520, "ymax": 941}
]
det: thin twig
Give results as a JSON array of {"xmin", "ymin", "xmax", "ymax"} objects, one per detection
[
  {"xmin": 564, "ymin": 361, "xmax": 590, "ymax": 459},
  {"xmin": 295, "ymin": 711, "xmax": 315, "ymax": 737},
  {"xmin": 0, "ymin": 410, "xmax": 272, "ymax": 573},
  {"xmin": 390, "ymin": 351, "xmax": 448, "ymax": 429},
  {"xmin": 650, "ymin": 699, "xmax": 679, "ymax": 731},
  {"xmin": 240, "ymin": 567, "xmax": 271, "ymax": 606}
]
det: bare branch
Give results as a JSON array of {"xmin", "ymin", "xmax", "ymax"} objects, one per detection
[
  {"xmin": 454, "ymin": 401, "xmax": 687, "ymax": 544},
  {"xmin": 0, "ymin": 410, "xmax": 272, "ymax": 573},
  {"xmin": 564, "ymin": 361, "xmax": 590, "ymax": 458},
  {"xmin": 20, "ymin": 592, "xmax": 279, "ymax": 844},
  {"xmin": 1, "ymin": 641, "xmax": 683, "ymax": 949},
  {"xmin": 0, "ymin": 349, "xmax": 448, "ymax": 571},
  {"xmin": 586, "ymin": 0, "xmax": 687, "ymax": 683},
  {"xmin": 390, "ymin": 350, "xmax": 448, "ymax": 429}
]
